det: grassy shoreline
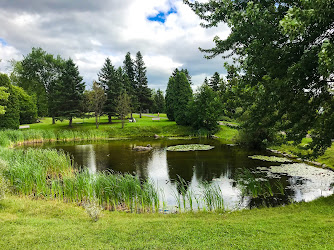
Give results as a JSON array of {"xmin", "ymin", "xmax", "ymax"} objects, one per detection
[{"xmin": 0, "ymin": 194, "xmax": 333, "ymax": 249}]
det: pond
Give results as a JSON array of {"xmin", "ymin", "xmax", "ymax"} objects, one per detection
[{"xmin": 23, "ymin": 138, "xmax": 334, "ymax": 211}]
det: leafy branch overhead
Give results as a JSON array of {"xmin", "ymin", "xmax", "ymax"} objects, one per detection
[{"xmin": 185, "ymin": 0, "xmax": 334, "ymax": 155}]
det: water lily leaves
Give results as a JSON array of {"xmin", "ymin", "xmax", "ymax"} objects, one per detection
[
  {"xmin": 249, "ymin": 155, "xmax": 292, "ymax": 163},
  {"xmin": 166, "ymin": 144, "xmax": 214, "ymax": 152}
]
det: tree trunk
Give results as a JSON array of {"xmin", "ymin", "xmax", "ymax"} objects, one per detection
[
  {"xmin": 131, "ymin": 112, "xmax": 133, "ymax": 119},
  {"xmin": 140, "ymin": 107, "xmax": 142, "ymax": 118},
  {"xmin": 108, "ymin": 115, "xmax": 112, "ymax": 124},
  {"xmin": 52, "ymin": 116, "xmax": 56, "ymax": 124},
  {"xmin": 69, "ymin": 117, "xmax": 73, "ymax": 127},
  {"xmin": 95, "ymin": 114, "xmax": 99, "ymax": 129}
]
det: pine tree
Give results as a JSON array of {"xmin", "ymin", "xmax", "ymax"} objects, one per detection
[
  {"xmin": 54, "ymin": 59, "xmax": 85, "ymax": 127},
  {"xmin": 123, "ymin": 52, "xmax": 138, "ymax": 117},
  {"xmin": 134, "ymin": 51, "xmax": 151, "ymax": 117},
  {"xmin": 98, "ymin": 58, "xmax": 116, "ymax": 123},
  {"xmin": 165, "ymin": 70, "xmax": 193, "ymax": 125},
  {"xmin": 209, "ymin": 72, "xmax": 220, "ymax": 92}
]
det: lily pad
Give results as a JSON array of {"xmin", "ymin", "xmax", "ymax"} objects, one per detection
[
  {"xmin": 166, "ymin": 144, "xmax": 214, "ymax": 152},
  {"xmin": 249, "ymin": 155, "xmax": 292, "ymax": 163}
]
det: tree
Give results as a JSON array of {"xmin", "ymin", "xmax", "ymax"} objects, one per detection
[
  {"xmin": 165, "ymin": 70, "xmax": 193, "ymax": 125},
  {"xmin": 185, "ymin": 0, "xmax": 334, "ymax": 154},
  {"xmin": 89, "ymin": 81, "xmax": 107, "ymax": 129},
  {"xmin": 13, "ymin": 86, "xmax": 38, "ymax": 124},
  {"xmin": 134, "ymin": 51, "xmax": 151, "ymax": 118},
  {"xmin": 0, "ymin": 86, "xmax": 9, "ymax": 115},
  {"xmin": 0, "ymin": 74, "xmax": 19, "ymax": 129},
  {"xmin": 155, "ymin": 89, "xmax": 165, "ymax": 113},
  {"xmin": 116, "ymin": 91, "xmax": 131, "ymax": 129},
  {"xmin": 123, "ymin": 52, "xmax": 138, "ymax": 118},
  {"xmin": 209, "ymin": 72, "xmax": 220, "ymax": 92},
  {"xmin": 98, "ymin": 58, "xmax": 116, "ymax": 123},
  {"xmin": 12, "ymin": 48, "xmax": 64, "ymax": 117},
  {"xmin": 188, "ymin": 84, "xmax": 222, "ymax": 133},
  {"xmin": 54, "ymin": 59, "xmax": 85, "ymax": 127}
]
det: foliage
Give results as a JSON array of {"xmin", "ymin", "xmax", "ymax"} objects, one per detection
[
  {"xmin": 54, "ymin": 59, "xmax": 85, "ymax": 126},
  {"xmin": 98, "ymin": 58, "xmax": 118, "ymax": 122},
  {"xmin": 0, "ymin": 74, "xmax": 20, "ymax": 129},
  {"xmin": 116, "ymin": 91, "xmax": 131, "ymax": 129},
  {"xmin": 123, "ymin": 52, "xmax": 138, "ymax": 114},
  {"xmin": 208, "ymin": 72, "xmax": 220, "ymax": 92},
  {"xmin": 165, "ymin": 70, "xmax": 193, "ymax": 125},
  {"xmin": 0, "ymin": 86, "xmax": 9, "ymax": 115},
  {"xmin": 188, "ymin": 84, "xmax": 222, "ymax": 133},
  {"xmin": 151, "ymin": 89, "xmax": 165, "ymax": 113},
  {"xmin": 11, "ymin": 48, "xmax": 64, "ymax": 117},
  {"xmin": 86, "ymin": 81, "xmax": 107, "ymax": 129},
  {"xmin": 12, "ymin": 86, "xmax": 38, "ymax": 124},
  {"xmin": 185, "ymin": 0, "xmax": 334, "ymax": 155},
  {"xmin": 134, "ymin": 51, "xmax": 151, "ymax": 116},
  {"xmin": 166, "ymin": 144, "xmax": 214, "ymax": 151}
]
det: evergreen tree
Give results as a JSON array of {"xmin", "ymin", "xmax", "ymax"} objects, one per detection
[
  {"xmin": 209, "ymin": 72, "xmax": 220, "ymax": 92},
  {"xmin": 54, "ymin": 59, "xmax": 85, "ymax": 127},
  {"xmin": 165, "ymin": 70, "xmax": 193, "ymax": 125},
  {"xmin": 155, "ymin": 89, "xmax": 165, "ymax": 113},
  {"xmin": 0, "ymin": 86, "xmax": 9, "ymax": 115},
  {"xmin": 0, "ymin": 74, "xmax": 20, "ymax": 129},
  {"xmin": 188, "ymin": 84, "xmax": 222, "ymax": 133},
  {"xmin": 134, "ymin": 51, "xmax": 151, "ymax": 117},
  {"xmin": 123, "ymin": 52, "xmax": 138, "ymax": 117},
  {"xmin": 98, "ymin": 57, "xmax": 116, "ymax": 123}
]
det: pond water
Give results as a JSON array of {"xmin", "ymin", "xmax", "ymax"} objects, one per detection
[{"xmin": 24, "ymin": 138, "xmax": 334, "ymax": 210}]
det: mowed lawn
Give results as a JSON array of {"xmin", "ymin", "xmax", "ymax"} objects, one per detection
[
  {"xmin": 0, "ymin": 195, "xmax": 333, "ymax": 249},
  {"xmin": 21, "ymin": 114, "xmax": 195, "ymax": 138}
]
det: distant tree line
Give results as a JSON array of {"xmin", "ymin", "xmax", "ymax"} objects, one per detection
[{"xmin": 0, "ymin": 48, "xmax": 166, "ymax": 129}]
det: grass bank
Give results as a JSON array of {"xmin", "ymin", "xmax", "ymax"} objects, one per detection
[{"xmin": 0, "ymin": 194, "xmax": 333, "ymax": 249}]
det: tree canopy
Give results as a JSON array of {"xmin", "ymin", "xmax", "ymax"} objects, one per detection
[{"xmin": 185, "ymin": 0, "xmax": 334, "ymax": 155}]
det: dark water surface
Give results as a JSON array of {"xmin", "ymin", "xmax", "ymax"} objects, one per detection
[{"xmin": 24, "ymin": 138, "xmax": 334, "ymax": 210}]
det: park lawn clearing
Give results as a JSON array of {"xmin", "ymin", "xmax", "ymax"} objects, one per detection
[{"xmin": 0, "ymin": 195, "xmax": 333, "ymax": 249}]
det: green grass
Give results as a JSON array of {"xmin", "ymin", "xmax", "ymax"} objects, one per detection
[
  {"xmin": 22, "ymin": 115, "xmax": 194, "ymax": 138},
  {"xmin": 0, "ymin": 195, "xmax": 333, "ymax": 249},
  {"xmin": 215, "ymin": 125, "xmax": 239, "ymax": 143},
  {"xmin": 270, "ymin": 138, "xmax": 334, "ymax": 170}
]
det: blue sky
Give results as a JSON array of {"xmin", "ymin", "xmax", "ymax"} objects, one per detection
[{"xmin": 147, "ymin": 8, "xmax": 177, "ymax": 23}]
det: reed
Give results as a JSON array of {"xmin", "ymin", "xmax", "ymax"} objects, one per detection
[{"xmin": 0, "ymin": 129, "xmax": 109, "ymax": 147}]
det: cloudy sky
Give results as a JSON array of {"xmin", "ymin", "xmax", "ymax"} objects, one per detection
[{"xmin": 0, "ymin": 0, "xmax": 230, "ymax": 91}]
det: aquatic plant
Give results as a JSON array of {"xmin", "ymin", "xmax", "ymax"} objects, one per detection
[
  {"xmin": 237, "ymin": 168, "xmax": 286, "ymax": 199},
  {"xmin": 248, "ymin": 155, "xmax": 292, "ymax": 163},
  {"xmin": 167, "ymin": 144, "xmax": 214, "ymax": 152}
]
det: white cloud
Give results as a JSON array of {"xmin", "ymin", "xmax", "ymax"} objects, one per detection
[
  {"xmin": 0, "ymin": 43, "xmax": 22, "ymax": 74},
  {"xmin": 0, "ymin": 0, "xmax": 231, "ymax": 90}
]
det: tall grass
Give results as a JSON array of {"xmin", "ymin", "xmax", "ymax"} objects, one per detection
[
  {"xmin": 0, "ymin": 147, "xmax": 160, "ymax": 213},
  {"xmin": 0, "ymin": 129, "xmax": 109, "ymax": 147},
  {"xmin": 172, "ymin": 176, "xmax": 225, "ymax": 213},
  {"xmin": 237, "ymin": 168, "xmax": 285, "ymax": 198}
]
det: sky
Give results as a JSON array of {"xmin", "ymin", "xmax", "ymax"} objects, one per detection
[{"xmin": 0, "ymin": 0, "xmax": 231, "ymax": 91}]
